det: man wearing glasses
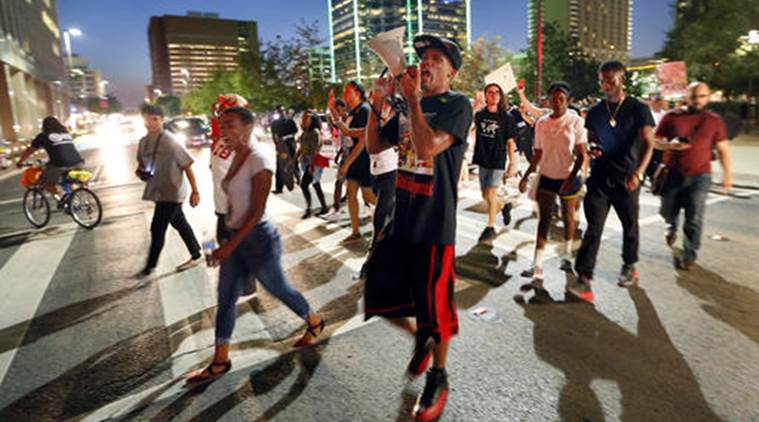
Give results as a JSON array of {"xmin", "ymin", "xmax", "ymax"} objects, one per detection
[{"xmin": 654, "ymin": 82, "xmax": 733, "ymax": 270}]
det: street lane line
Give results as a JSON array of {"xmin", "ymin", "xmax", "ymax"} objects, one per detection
[{"xmin": 0, "ymin": 225, "xmax": 76, "ymax": 386}]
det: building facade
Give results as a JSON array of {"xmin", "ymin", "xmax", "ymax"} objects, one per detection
[
  {"xmin": 327, "ymin": 0, "xmax": 470, "ymax": 83},
  {"xmin": 528, "ymin": 0, "xmax": 632, "ymax": 62},
  {"xmin": 308, "ymin": 46, "xmax": 334, "ymax": 82},
  {"xmin": 0, "ymin": 0, "xmax": 67, "ymax": 141},
  {"xmin": 66, "ymin": 54, "xmax": 104, "ymax": 100},
  {"xmin": 148, "ymin": 12, "xmax": 259, "ymax": 97}
]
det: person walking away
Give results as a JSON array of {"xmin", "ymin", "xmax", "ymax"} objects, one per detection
[
  {"xmin": 472, "ymin": 82, "xmax": 518, "ymax": 241},
  {"xmin": 186, "ymin": 107, "xmax": 324, "ymax": 385},
  {"xmin": 364, "ymin": 35, "xmax": 472, "ymax": 421},
  {"xmin": 570, "ymin": 61, "xmax": 656, "ymax": 302},
  {"xmin": 518, "ymin": 82, "xmax": 587, "ymax": 280},
  {"xmin": 135, "ymin": 104, "xmax": 202, "ymax": 277},
  {"xmin": 654, "ymin": 82, "xmax": 732, "ymax": 270},
  {"xmin": 293, "ymin": 110, "xmax": 328, "ymax": 218},
  {"xmin": 323, "ymin": 99, "xmax": 351, "ymax": 222}
]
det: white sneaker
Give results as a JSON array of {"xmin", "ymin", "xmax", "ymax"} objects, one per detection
[
  {"xmin": 176, "ymin": 256, "xmax": 203, "ymax": 272},
  {"xmin": 323, "ymin": 209, "xmax": 340, "ymax": 222}
]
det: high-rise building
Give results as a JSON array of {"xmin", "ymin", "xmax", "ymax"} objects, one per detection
[
  {"xmin": 308, "ymin": 46, "xmax": 334, "ymax": 82},
  {"xmin": 528, "ymin": 0, "xmax": 632, "ymax": 62},
  {"xmin": 148, "ymin": 12, "xmax": 259, "ymax": 97},
  {"xmin": 0, "ymin": 0, "xmax": 67, "ymax": 141},
  {"xmin": 65, "ymin": 54, "xmax": 105, "ymax": 100},
  {"xmin": 327, "ymin": 0, "xmax": 471, "ymax": 83}
]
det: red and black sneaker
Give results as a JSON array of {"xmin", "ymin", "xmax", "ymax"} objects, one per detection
[
  {"xmin": 568, "ymin": 273, "xmax": 595, "ymax": 302},
  {"xmin": 406, "ymin": 337, "xmax": 434, "ymax": 379},
  {"xmin": 412, "ymin": 368, "xmax": 449, "ymax": 422}
]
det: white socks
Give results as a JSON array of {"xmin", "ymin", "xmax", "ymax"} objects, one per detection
[{"xmin": 533, "ymin": 248, "xmax": 544, "ymax": 269}]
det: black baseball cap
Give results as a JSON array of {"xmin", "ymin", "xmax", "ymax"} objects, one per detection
[
  {"xmin": 413, "ymin": 34, "xmax": 463, "ymax": 71},
  {"xmin": 547, "ymin": 81, "xmax": 571, "ymax": 97}
]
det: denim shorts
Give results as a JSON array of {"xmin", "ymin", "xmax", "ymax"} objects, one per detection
[{"xmin": 478, "ymin": 166, "xmax": 504, "ymax": 189}]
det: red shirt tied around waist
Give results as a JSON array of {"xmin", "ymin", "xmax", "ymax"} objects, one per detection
[{"xmin": 656, "ymin": 109, "xmax": 728, "ymax": 176}]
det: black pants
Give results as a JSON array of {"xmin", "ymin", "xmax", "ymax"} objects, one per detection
[
  {"xmin": 574, "ymin": 176, "xmax": 640, "ymax": 278},
  {"xmin": 372, "ymin": 170, "xmax": 397, "ymax": 243},
  {"xmin": 300, "ymin": 171, "xmax": 326, "ymax": 210},
  {"xmin": 275, "ymin": 139, "xmax": 297, "ymax": 191},
  {"xmin": 146, "ymin": 202, "xmax": 201, "ymax": 270}
]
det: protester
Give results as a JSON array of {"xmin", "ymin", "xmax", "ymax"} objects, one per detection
[
  {"xmin": 323, "ymin": 99, "xmax": 351, "ymax": 222},
  {"xmin": 654, "ymin": 82, "xmax": 733, "ymax": 270},
  {"xmin": 365, "ymin": 34, "xmax": 472, "ymax": 421},
  {"xmin": 645, "ymin": 95, "xmax": 668, "ymax": 181},
  {"xmin": 472, "ymin": 82, "xmax": 518, "ymax": 241},
  {"xmin": 17, "ymin": 116, "xmax": 84, "ymax": 195},
  {"xmin": 270, "ymin": 105, "xmax": 298, "ymax": 193},
  {"xmin": 368, "ymin": 98, "xmax": 399, "ymax": 245},
  {"xmin": 328, "ymin": 82, "xmax": 377, "ymax": 243},
  {"xmin": 518, "ymin": 81, "xmax": 587, "ymax": 279},
  {"xmin": 570, "ymin": 61, "xmax": 656, "ymax": 301},
  {"xmin": 294, "ymin": 110, "xmax": 328, "ymax": 218},
  {"xmin": 186, "ymin": 107, "xmax": 324, "ymax": 385},
  {"xmin": 134, "ymin": 104, "xmax": 202, "ymax": 277}
]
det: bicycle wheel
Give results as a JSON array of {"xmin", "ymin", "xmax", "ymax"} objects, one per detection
[
  {"xmin": 23, "ymin": 188, "xmax": 50, "ymax": 228},
  {"xmin": 69, "ymin": 188, "xmax": 102, "ymax": 229}
]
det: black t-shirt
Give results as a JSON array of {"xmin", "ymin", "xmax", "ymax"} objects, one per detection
[
  {"xmin": 585, "ymin": 97, "xmax": 654, "ymax": 178},
  {"xmin": 380, "ymin": 91, "xmax": 473, "ymax": 245},
  {"xmin": 271, "ymin": 118, "xmax": 298, "ymax": 142},
  {"xmin": 472, "ymin": 109, "xmax": 517, "ymax": 169},
  {"xmin": 348, "ymin": 103, "xmax": 370, "ymax": 171},
  {"xmin": 31, "ymin": 132, "xmax": 83, "ymax": 167}
]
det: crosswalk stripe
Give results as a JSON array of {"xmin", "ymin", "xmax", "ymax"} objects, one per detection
[{"xmin": 0, "ymin": 224, "xmax": 77, "ymax": 386}]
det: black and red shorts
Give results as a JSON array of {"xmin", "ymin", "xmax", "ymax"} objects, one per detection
[{"xmin": 364, "ymin": 236, "xmax": 459, "ymax": 343}]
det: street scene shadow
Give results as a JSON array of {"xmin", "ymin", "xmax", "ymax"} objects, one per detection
[
  {"xmin": 517, "ymin": 279, "xmax": 722, "ymax": 421},
  {"xmin": 676, "ymin": 264, "xmax": 759, "ymax": 345}
]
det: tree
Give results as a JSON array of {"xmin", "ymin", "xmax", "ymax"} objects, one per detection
[
  {"xmin": 659, "ymin": 0, "xmax": 759, "ymax": 98},
  {"xmin": 451, "ymin": 36, "xmax": 514, "ymax": 99},
  {"xmin": 518, "ymin": 22, "xmax": 601, "ymax": 100},
  {"xmin": 154, "ymin": 95, "xmax": 181, "ymax": 116}
]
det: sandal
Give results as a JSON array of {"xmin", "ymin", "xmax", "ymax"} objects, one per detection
[
  {"xmin": 185, "ymin": 360, "xmax": 231, "ymax": 386},
  {"xmin": 294, "ymin": 318, "xmax": 325, "ymax": 348},
  {"xmin": 340, "ymin": 233, "xmax": 362, "ymax": 244}
]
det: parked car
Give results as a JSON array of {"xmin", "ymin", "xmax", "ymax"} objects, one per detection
[{"xmin": 164, "ymin": 117, "xmax": 210, "ymax": 148}]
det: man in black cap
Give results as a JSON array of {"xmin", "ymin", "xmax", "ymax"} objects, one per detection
[
  {"xmin": 364, "ymin": 34, "xmax": 472, "ymax": 421},
  {"xmin": 270, "ymin": 105, "xmax": 298, "ymax": 193}
]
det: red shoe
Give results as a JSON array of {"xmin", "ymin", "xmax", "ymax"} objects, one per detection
[
  {"xmin": 412, "ymin": 368, "xmax": 449, "ymax": 421},
  {"xmin": 406, "ymin": 337, "xmax": 434, "ymax": 379},
  {"xmin": 568, "ymin": 274, "xmax": 595, "ymax": 302}
]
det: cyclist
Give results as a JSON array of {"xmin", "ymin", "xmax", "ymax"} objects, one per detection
[{"xmin": 17, "ymin": 116, "xmax": 84, "ymax": 194}]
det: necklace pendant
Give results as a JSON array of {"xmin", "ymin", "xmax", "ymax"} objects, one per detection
[{"xmin": 609, "ymin": 118, "xmax": 617, "ymax": 127}]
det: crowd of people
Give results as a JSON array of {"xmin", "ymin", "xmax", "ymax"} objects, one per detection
[{"xmin": 55, "ymin": 33, "xmax": 728, "ymax": 421}]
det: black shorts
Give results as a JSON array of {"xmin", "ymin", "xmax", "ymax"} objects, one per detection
[
  {"xmin": 538, "ymin": 175, "xmax": 563, "ymax": 194},
  {"xmin": 346, "ymin": 151, "xmax": 373, "ymax": 188},
  {"xmin": 364, "ymin": 236, "xmax": 459, "ymax": 343}
]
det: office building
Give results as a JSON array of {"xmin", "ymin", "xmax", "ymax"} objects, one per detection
[
  {"xmin": 66, "ymin": 54, "xmax": 105, "ymax": 100},
  {"xmin": 327, "ymin": 0, "xmax": 470, "ymax": 82},
  {"xmin": 528, "ymin": 0, "xmax": 632, "ymax": 61},
  {"xmin": 308, "ymin": 46, "xmax": 334, "ymax": 82},
  {"xmin": 148, "ymin": 12, "xmax": 259, "ymax": 96},
  {"xmin": 0, "ymin": 0, "xmax": 67, "ymax": 141}
]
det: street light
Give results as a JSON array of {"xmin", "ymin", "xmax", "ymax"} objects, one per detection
[{"xmin": 63, "ymin": 27, "xmax": 82, "ymax": 68}]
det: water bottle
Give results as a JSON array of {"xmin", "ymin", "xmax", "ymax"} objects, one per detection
[{"xmin": 202, "ymin": 239, "xmax": 217, "ymax": 266}]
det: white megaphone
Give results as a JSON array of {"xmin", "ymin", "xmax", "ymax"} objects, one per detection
[{"xmin": 367, "ymin": 26, "xmax": 407, "ymax": 77}]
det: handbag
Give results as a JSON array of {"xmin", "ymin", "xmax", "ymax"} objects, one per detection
[
  {"xmin": 137, "ymin": 133, "xmax": 162, "ymax": 182},
  {"xmin": 314, "ymin": 153, "xmax": 330, "ymax": 168}
]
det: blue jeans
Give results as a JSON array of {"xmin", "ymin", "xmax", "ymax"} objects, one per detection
[
  {"xmin": 660, "ymin": 173, "xmax": 711, "ymax": 262},
  {"xmin": 216, "ymin": 221, "xmax": 311, "ymax": 344}
]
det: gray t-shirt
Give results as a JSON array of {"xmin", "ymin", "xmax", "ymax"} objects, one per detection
[
  {"xmin": 137, "ymin": 131, "xmax": 193, "ymax": 203},
  {"xmin": 223, "ymin": 142, "xmax": 275, "ymax": 229}
]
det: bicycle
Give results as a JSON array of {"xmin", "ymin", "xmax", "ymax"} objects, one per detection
[{"xmin": 20, "ymin": 161, "xmax": 103, "ymax": 229}]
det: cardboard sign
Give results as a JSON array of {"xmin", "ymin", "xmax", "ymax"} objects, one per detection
[
  {"xmin": 657, "ymin": 61, "xmax": 688, "ymax": 99},
  {"xmin": 485, "ymin": 63, "xmax": 517, "ymax": 93}
]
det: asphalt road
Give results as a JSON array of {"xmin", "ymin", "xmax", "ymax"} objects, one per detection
[{"xmin": 0, "ymin": 135, "xmax": 757, "ymax": 421}]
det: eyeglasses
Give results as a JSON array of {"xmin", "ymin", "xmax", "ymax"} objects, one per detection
[{"xmin": 485, "ymin": 90, "xmax": 501, "ymax": 96}]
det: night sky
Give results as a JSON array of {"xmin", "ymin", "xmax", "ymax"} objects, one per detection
[{"xmin": 57, "ymin": 0, "xmax": 673, "ymax": 107}]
